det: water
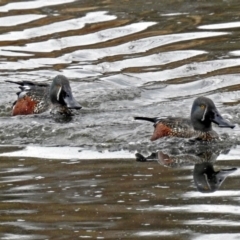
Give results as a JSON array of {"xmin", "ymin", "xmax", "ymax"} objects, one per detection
[{"xmin": 1, "ymin": 0, "xmax": 240, "ymax": 239}]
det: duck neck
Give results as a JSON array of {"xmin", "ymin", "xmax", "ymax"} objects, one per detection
[{"xmin": 191, "ymin": 117, "xmax": 213, "ymax": 132}]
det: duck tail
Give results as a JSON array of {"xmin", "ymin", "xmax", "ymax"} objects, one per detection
[
  {"xmin": 5, "ymin": 80, "xmax": 23, "ymax": 86},
  {"xmin": 134, "ymin": 117, "xmax": 158, "ymax": 123},
  {"xmin": 5, "ymin": 80, "xmax": 48, "ymax": 87}
]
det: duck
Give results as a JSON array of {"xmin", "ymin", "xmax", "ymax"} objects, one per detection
[
  {"xmin": 6, "ymin": 75, "xmax": 82, "ymax": 116},
  {"xmin": 134, "ymin": 96, "xmax": 235, "ymax": 141}
]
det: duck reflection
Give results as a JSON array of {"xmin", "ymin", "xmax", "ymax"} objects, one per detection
[
  {"xmin": 135, "ymin": 148, "xmax": 237, "ymax": 193},
  {"xmin": 193, "ymin": 162, "xmax": 237, "ymax": 193}
]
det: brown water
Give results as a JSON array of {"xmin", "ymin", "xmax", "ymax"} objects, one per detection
[{"xmin": 1, "ymin": 0, "xmax": 240, "ymax": 239}]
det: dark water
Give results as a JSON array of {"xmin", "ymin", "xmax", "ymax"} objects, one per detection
[{"xmin": 1, "ymin": 0, "xmax": 240, "ymax": 239}]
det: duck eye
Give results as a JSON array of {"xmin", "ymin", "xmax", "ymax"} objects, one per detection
[
  {"xmin": 62, "ymin": 91, "xmax": 67, "ymax": 98},
  {"xmin": 63, "ymin": 91, "xmax": 69, "ymax": 98},
  {"xmin": 200, "ymin": 104, "xmax": 205, "ymax": 109},
  {"xmin": 61, "ymin": 91, "xmax": 70, "ymax": 99}
]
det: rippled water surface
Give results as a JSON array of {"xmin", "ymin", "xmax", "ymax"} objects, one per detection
[{"xmin": 1, "ymin": 0, "xmax": 240, "ymax": 239}]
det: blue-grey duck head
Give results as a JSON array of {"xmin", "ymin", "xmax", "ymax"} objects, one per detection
[
  {"xmin": 50, "ymin": 75, "xmax": 82, "ymax": 109},
  {"xmin": 191, "ymin": 96, "xmax": 235, "ymax": 132}
]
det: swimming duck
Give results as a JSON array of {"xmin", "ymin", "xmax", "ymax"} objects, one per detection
[
  {"xmin": 134, "ymin": 96, "xmax": 235, "ymax": 141},
  {"xmin": 7, "ymin": 75, "xmax": 82, "ymax": 116}
]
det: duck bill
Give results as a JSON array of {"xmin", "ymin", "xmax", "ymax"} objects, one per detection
[
  {"xmin": 218, "ymin": 168, "xmax": 237, "ymax": 178},
  {"xmin": 64, "ymin": 95, "xmax": 82, "ymax": 109},
  {"xmin": 212, "ymin": 111, "xmax": 235, "ymax": 129},
  {"xmin": 215, "ymin": 168, "xmax": 237, "ymax": 188}
]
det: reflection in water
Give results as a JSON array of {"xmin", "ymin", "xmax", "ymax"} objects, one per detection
[
  {"xmin": 194, "ymin": 162, "xmax": 237, "ymax": 193},
  {"xmin": 0, "ymin": 147, "xmax": 239, "ymax": 239},
  {"xmin": 136, "ymin": 146, "xmax": 237, "ymax": 193}
]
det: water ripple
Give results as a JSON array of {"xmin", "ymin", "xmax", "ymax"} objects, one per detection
[
  {"xmin": 0, "ymin": 14, "xmax": 45, "ymax": 27},
  {"xmin": 0, "ymin": 11, "xmax": 116, "ymax": 41},
  {"xmin": 0, "ymin": 1, "xmax": 240, "ymax": 239},
  {"xmin": 199, "ymin": 21, "xmax": 240, "ymax": 30},
  {"xmin": 64, "ymin": 31, "xmax": 228, "ymax": 62},
  {"xmin": 128, "ymin": 58, "xmax": 240, "ymax": 84},
  {"xmin": 0, "ymin": 0, "xmax": 76, "ymax": 12},
  {"xmin": 1, "ymin": 21, "xmax": 156, "ymax": 53}
]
